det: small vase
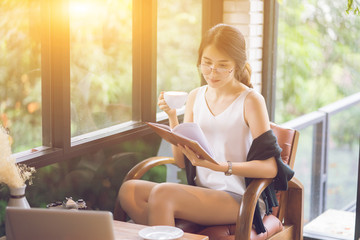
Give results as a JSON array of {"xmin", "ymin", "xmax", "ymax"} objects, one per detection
[{"xmin": 7, "ymin": 184, "xmax": 30, "ymax": 208}]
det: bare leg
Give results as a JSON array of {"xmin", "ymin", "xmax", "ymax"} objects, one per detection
[
  {"xmin": 118, "ymin": 179, "xmax": 157, "ymax": 225},
  {"xmin": 119, "ymin": 180, "xmax": 240, "ymax": 226},
  {"xmin": 147, "ymin": 182, "xmax": 240, "ymax": 226}
]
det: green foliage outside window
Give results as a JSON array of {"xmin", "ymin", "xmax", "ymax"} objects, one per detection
[
  {"xmin": 157, "ymin": 0, "xmax": 202, "ymax": 96},
  {"xmin": 0, "ymin": 0, "xmax": 42, "ymax": 153},
  {"xmin": 276, "ymin": 0, "xmax": 360, "ymax": 124},
  {"xmin": 347, "ymin": 0, "xmax": 360, "ymax": 15},
  {"xmin": 277, "ymin": 0, "xmax": 360, "ymax": 222},
  {"xmin": 70, "ymin": 0, "xmax": 133, "ymax": 137}
]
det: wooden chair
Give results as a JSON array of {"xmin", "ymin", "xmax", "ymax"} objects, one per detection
[{"xmin": 114, "ymin": 123, "xmax": 303, "ymax": 240}]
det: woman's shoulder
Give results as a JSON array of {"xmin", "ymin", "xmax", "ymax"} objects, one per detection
[
  {"xmin": 244, "ymin": 89, "xmax": 266, "ymax": 107},
  {"xmin": 183, "ymin": 86, "xmax": 204, "ymax": 122},
  {"xmin": 188, "ymin": 86, "xmax": 205, "ymax": 101},
  {"xmin": 243, "ymin": 89, "xmax": 270, "ymax": 137}
]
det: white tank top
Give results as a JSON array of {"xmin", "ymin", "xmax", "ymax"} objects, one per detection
[{"xmin": 193, "ymin": 85, "xmax": 253, "ymax": 195}]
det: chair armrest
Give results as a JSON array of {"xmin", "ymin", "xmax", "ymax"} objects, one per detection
[
  {"xmin": 275, "ymin": 176, "xmax": 304, "ymax": 222},
  {"xmin": 235, "ymin": 178, "xmax": 273, "ymax": 240},
  {"xmin": 283, "ymin": 176, "xmax": 304, "ymax": 240},
  {"xmin": 123, "ymin": 156, "xmax": 176, "ymax": 182},
  {"xmin": 233, "ymin": 177, "xmax": 304, "ymax": 240},
  {"xmin": 287, "ymin": 176, "xmax": 303, "ymax": 190}
]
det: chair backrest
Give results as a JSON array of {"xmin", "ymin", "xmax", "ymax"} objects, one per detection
[{"xmin": 270, "ymin": 123, "xmax": 300, "ymax": 220}]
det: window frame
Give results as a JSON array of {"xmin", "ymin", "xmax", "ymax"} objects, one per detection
[
  {"xmin": 261, "ymin": 0, "xmax": 278, "ymax": 122},
  {"xmin": 15, "ymin": 0, "xmax": 224, "ymax": 168}
]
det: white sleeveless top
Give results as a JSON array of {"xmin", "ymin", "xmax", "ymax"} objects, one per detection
[
  {"xmin": 193, "ymin": 85, "xmax": 266, "ymax": 216},
  {"xmin": 193, "ymin": 85, "xmax": 253, "ymax": 195}
]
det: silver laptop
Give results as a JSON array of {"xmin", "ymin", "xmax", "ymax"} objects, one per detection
[{"xmin": 5, "ymin": 207, "xmax": 115, "ymax": 240}]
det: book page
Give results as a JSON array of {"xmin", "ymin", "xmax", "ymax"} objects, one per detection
[
  {"xmin": 146, "ymin": 122, "xmax": 218, "ymax": 165},
  {"xmin": 173, "ymin": 134, "xmax": 218, "ymax": 165},
  {"xmin": 172, "ymin": 122, "xmax": 215, "ymax": 159}
]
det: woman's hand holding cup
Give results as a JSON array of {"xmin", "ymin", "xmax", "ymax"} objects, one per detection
[
  {"xmin": 158, "ymin": 91, "xmax": 188, "ymax": 116},
  {"xmin": 158, "ymin": 92, "xmax": 176, "ymax": 116}
]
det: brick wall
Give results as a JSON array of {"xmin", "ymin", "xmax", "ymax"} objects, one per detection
[{"xmin": 223, "ymin": 0, "xmax": 264, "ymax": 92}]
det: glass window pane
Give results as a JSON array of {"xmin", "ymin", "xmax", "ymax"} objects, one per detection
[
  {"xmin": 293, "ymin": 126, "xmax": 314, "ymax": 224},
  {"xmin": 276, "ymin": 0, "xmax": 360, "ymax": 123},
  {"xmin": 70, "ymin": 0, "xmax": 132, "ymax": 137},
  {"xmin": 277, "ymin": 1, "xmax": 360, "ymax": 237},
  {"xmin": 327, "ymin": 104, "xmax": 360, "ymax": 210},
  {"xmin": 157, "ymin": 0, "xmax": 202, "ymax": 112},
  {"xmin": 0, "ymin": 0, "xmax": 42, "ymax": 153}
]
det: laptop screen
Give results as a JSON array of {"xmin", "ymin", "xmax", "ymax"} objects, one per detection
[{"xmin": 6, "ymin": 207, "xmax": 115, "ymax": 240}]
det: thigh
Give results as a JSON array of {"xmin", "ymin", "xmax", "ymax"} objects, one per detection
[{"xmin": 151, "ymin": 183, "xmax": 241, "ymax": 225}]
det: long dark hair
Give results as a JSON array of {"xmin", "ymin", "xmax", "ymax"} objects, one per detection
[{"xmin": 197, "ymin": 24, "xmax": 253, "ymax": 88}]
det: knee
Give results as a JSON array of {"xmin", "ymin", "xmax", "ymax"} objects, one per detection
[
  {"xmin": 118, "ymin": 180, "xmax": 137, "ymax": 209},
  {"xmin": 148, "ymin": 182, "xmax": 176, "ymax": 208}
]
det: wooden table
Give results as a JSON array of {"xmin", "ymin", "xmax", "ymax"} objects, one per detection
[
  {"xmin": 0, "ymin": 221, "xmax": 209, "ymax": 240},
  {"xmin": 113, "ymin": 221, "xmax": 209, "ymax": 240}
]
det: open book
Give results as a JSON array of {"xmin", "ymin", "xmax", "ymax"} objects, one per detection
[{"xmin": 146, "ymin": 122, "xmax": 218, "ymax": 165}]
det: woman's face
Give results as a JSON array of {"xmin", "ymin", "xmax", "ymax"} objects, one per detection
[{"xmin": 200, "ymin": 44, "xmax": 236, "ymax": 88}]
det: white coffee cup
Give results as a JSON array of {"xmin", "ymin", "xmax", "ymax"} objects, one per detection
[{"xmin": 164, "ymin": 91, "xmax": 188, "ymax": 109}]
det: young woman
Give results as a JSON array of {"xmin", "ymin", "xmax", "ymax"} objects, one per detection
[{"xmin": 118, "ymin": 24, "xmax": 279, "ymax": 229}]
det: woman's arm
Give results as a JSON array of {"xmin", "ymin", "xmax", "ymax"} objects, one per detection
[
  {"xmin": 158, "ymin": 89, "xmax": 199, "ymax": 169},
  {"xmin": 237, "ymin": 90, "xmax": 278, "ymax": 178}
]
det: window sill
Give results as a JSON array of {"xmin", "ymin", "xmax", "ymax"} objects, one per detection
[{"xmin": 14, "ymin": 110, "xmax": 185, "ymax": 168}]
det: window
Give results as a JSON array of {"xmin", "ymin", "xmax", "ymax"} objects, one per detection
[
  {"xmin": 0, "ymin": 0, "xmax": 42, "ymax": 153},
  {"xmin": 276, "ymin": 0, "xmax": 360, "ymax": 123},
  {"xmin": 156, "ymin": 0, "xmax": 202, "ymax": 102},
  {"xmin": 70, "ymin": 0, "xmax": 133, "ymax": 137},
  {"xmin": 0, "ymin": 1, "xmax": 225, "ymax": 237},
  {"xmin": 275, "ymin": 0, "xmax": 360, "ymax": 232},
  {"xmin": 0, "ymin": 0, "xmax": 223, "ymax": 167}
]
